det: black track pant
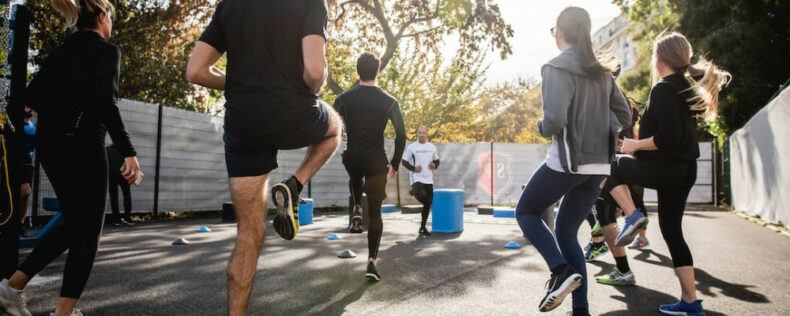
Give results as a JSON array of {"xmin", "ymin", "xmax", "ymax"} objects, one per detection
[
  {"xmin": 603, "ymin": 155, "xmax": 696, "ymax": 267},
  {"xmin": 342, "ymin": 149, "xmax": 387, "ymax": 259},
  {"xmin": 18, "ymin": 139, "xmax": 108, "ymax": 298},
  {"xmin": 412, "ymin": 182, "xmax": 433, "ymax": 228},
  {"xmin": 109, "ymin": 173, "xmax": 132, "ymax": 222}
]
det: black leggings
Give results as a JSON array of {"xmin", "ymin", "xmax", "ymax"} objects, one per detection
[
  {"xmin": 603, "ymin": 155, "xmax": 696, "ymax": 267},
  {"xmin": 412, "ymin": 182, "xmax": 433, "ymax": 228},
  {"xmin": 109, "ymin": 174, "xmax": 132, "ymax": 222},
  {"xmin": 342, "ymin": 149, "xmax": 387, "ymax": 259},
  {"xmin": 19, "ymin": 140, "xmax": 108, "ymax": 299}
]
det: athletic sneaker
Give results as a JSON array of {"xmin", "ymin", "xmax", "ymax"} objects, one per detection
[
  {"xmin": 349, "ymin": 205, "xmax": 363, "ymax": 234},
  {"xmin": 49, "ymin": 309, "xmax": 83, "ymax": 316},
  {"xmin": 365, "ymin": 261, "xmax": 381, "ymax": 282},
  {"xmin": 595, "ymin": 268, "xmax": 636, "ymax": 286},
  {"xmin": 615, "ymin": 211, "xmax": 648, "ymax": 247},
  {"xmin": 584, "ymin": 242, "xmax": 609, "ymax": 262},
  {"xmin": 590, "ymin": 222, "xmax": 603, "ymax": 238},
  {"xmin": 419, "ymin": 227, "xmax": 431, "ymax": 237},
  {"xmin": 120, "ymin": 218, "xmax": 136, "ymax": 227},
  {"xmin": 271, "ymin": 178, "xmax": 300, "ymax": 240},
  {"xmin": 629, "ymin": 236, "xmax": 650, "ymax": 249},
  {"xmin": 659, "ymin": 299, "xmax": 705, "ymax": 316},
  {"xmin": 538, "ymin": 265, "xmax": 583, "ymax": 312},
  {"xmin": 0, "ymin": 279, "xmax": 31, "ymax": 316}
]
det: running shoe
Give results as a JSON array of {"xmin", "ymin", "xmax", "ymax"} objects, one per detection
[
  {"xmin": 615, "ymin": 210, "xmax": 648, "ymax": 247},
  {"xmin": 49, "ymin": 309, "xmax": 83, "ymax": 316},
  {"xmin": 366, "ymin": 261, "xmax": 381, "ymax": 282},
  {"xmin": 350, "ymin": 205, "xmax": 363, "ymax": 234},
  {"xmin": 120, "ymin": 218, "xmax": 135, "ymax": 227},
  {"xmin": 0, "ymin": 279, "xmax": 31, "ymax": 316},
  {"xmin": 590, "ymin": 222, "xmax": 603, "ymax": 238},
  {"xmin": 538, "ymin": 265, "xmax": 582, "ymax": 312},
  {"xmin": 629, "ymin": 236, "xmax": 650, "ymax": 249},
  {"xmin": 419, "ymin": 227, "xmax": 432, "ymax": 237},
  {"xmin": 271, "ymin": 178, "xmax": 300, "ymax": 240},
  {"xmin": 584, "ymin": 242, "xmax": 609, "ymax": 262},
  {"xmin": 595, "ymin": 268, "xmax": 636, "ymax": 286},
  {"xmin": 659, "ymin": 299, "xmax": 705, "ymax": 316}
]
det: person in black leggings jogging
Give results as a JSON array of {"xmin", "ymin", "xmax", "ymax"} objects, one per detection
[
  {"xmin": 604, "ymin": 32, "xmax": 730, "ymax": 316},
  {"xmin": 335, "ymin": 53, "xmax": 406, "ymax": 281},
  {"xmin": 0, "ymin": 1, "xmax": 140, "ymax": 315}
]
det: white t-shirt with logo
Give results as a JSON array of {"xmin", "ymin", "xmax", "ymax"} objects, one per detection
[{"xmin": 404, "ymin": 142, "xmax": 439, "ymax": 184}]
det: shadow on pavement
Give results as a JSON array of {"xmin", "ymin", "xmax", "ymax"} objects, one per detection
[{"xmin": 597, "ymin": 284, "xmax": 727, "ymax": 316}]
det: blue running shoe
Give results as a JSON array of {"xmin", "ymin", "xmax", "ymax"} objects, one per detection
[
  {"xmin": 615, "ymin": 210, "xmax": 648, "ymax": 247},
  {"xmin": 659, "ymin": 299, "xmax": 704, "ymax": 316}
]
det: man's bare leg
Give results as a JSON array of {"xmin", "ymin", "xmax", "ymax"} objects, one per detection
[
  {"xmin": 610, "ymin": 184, "xmax": 637, "ymax": 216},
  {"xmin": 293, "ymin": 108, "xmax": 343, "ymax": 185},
  {"xmin": 227, "ymin": 175, "xmax": 268, "ymax": 316}
]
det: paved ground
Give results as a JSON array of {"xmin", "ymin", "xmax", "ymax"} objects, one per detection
[{"xmin": 18, "ymin": 208, "xmax": 790, "ymax": 315}]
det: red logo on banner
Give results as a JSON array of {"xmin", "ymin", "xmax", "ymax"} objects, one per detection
[{"xmin": 477, "ymin": 151, "xmax": 513, "ymax": 199}]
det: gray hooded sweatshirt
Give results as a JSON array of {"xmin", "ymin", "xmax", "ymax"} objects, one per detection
[{"xmin": 538, "ymin": 48, "xmax": 632, "ymax": 173}]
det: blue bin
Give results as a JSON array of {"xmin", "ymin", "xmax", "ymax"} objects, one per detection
[
  {"xmin": 492, "ymin": 208, "xmax": 516, "ymax": 218},
  {"xmin": 298, "ymin": 199, "xmax": 314, "ymax": 226},
  {"xmin": 431, "ymin": 189, "xmax": 464, "ymax": 233}
]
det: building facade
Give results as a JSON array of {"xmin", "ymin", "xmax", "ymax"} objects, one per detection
[{"xmin": 593, "ymin": 15, "xmax": 638, "ymax": 74}]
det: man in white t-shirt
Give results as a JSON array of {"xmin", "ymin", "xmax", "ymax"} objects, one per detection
[{"xmin": 401, "ymin": 126, "xmax": 440, "ymax": 236}]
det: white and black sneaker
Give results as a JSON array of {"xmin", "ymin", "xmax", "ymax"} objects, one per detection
[
  {"xmin": 365, "ymin": 261, "xmax": 381, "ymax": 282},
  {"xmin": 350, "ymin": 205, "xmax": 363, "ymax": 234},
  {"xmin": 49, "ymin": 308, "xmax": 83, "ymax": 316},
  {"xmin": 0, "ymin": 279, "xmax": 31, "ymax": 316},
  {"xmin": 538, "ymin": 265, "xmax": 583, "ymax": 312},
  {"xmin": 271, "ymin": 178, "xmax": 301, "ymax": 240}
]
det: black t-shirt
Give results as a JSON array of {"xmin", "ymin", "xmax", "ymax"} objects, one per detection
[
  {"xmin": 333, "ymin": 85, "xmax": 407, "ymax": 170},
  {"xmin": 199, "ymin": 0, "xmax": 328, "ymax": 135}
]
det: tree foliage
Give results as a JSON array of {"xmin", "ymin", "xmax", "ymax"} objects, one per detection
[
  {"xmin": 614, "ymin": 0, "xmax": 790, "ymax": 141},
  {"xmin": 472, "ymin": 79, "xmax": 547, "ymax": 144},
  {"xmin": 26, "ymin": 0, "xmax": 220, "ymax": 112}
]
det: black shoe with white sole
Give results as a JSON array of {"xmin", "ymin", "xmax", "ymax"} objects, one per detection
[
  {"xmin": 419, "ymin": 227, "xmax": 431, "ymax": 236},
  {"xmin": 271, "ymin": 178, "xmax": 300, "ymax": 240},
  {"xmin": 350, "ymin": 205, "xmax": 363, "ymax": 234},
  {"xmin": 538, "ymin": 265, "xmax": 583, "ymax": 312},
  {"xmin": 365, "ymin": 261, "xmax": 380, "ymax": 282}
]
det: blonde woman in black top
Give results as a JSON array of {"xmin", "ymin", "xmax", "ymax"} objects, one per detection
[
  {"xmin": 0, "ymin": 1, "xmax": 139, "ymax": 315},
  {"xmin": 603, "ymin": 32, "xmax": 730, "ymax": 316}
]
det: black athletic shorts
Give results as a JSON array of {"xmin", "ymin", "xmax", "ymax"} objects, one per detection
[{"xmin": 224, "ymin": 101, "xmax": 331, "ymax": 177}]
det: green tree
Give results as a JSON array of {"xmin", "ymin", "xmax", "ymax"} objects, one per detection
[
  {"xmin": 472, "ymin": 79, "xmax": 547, "ymax": 144},
  {"xmin": 26, "ymin": 0, "xmax": 219, "ymax": 112}
]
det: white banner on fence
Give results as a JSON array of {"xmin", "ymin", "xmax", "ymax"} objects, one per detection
[{"xmin": 730, "ymin": 86, "xmax": 790, "ymax": 225}]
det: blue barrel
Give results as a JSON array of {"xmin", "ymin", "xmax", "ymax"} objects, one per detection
[
  {"xmin": 298, "ymin": 199, "xmax": 314, "ymax": 226},
  {"xmin": 431, "ymin": 189, "xmax": 464, "ymax": 233}
]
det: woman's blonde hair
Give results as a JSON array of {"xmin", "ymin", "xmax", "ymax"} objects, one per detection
[
  {"xmin": 51, "ymin": 0, "xmax": 115, "ymax": 29},
  {"xmin": 653, "ymin": 32, "xmax": 731, "ymax": 119}
]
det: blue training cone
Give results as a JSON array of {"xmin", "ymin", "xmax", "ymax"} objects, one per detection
[
  {"xmin": 198, "ymin": 226, "xmax": 212, "ymax": 233},
  {"xmin": 504, "ymin": 241, "xmax": 521, "ymax": 249},
  {"xmin": 327, "ymin": 233, "xmax": 342, "ymax": 240}
]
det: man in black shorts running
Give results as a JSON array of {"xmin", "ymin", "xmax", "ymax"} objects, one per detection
[
  {"xmin": 186, "ymin": 0, "xmax": 342, "ymax": 314},
  {"xmin": 334, "ymin": 53, "xmax": 406, "ymax": 282}
]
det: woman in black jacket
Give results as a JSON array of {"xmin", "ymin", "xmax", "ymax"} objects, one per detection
[
  {"xmin": 603, "ymin": 32, "xmax": 730, "ymax": 316},
  {"xmin": 0, "ymin": 1, "xmax": 139, "ymax": 315}
]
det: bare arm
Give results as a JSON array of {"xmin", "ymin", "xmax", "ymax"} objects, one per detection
[
  {"xmin": 302, "ymin": 34, "xmax": 327, "ymax": 94},
  {"xmin": 186, "ymin": 41, "xmax": 226, "ymax": 90}
]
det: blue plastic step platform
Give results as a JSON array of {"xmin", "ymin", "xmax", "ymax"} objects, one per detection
[
  {"xmin": 492, "ymin": 208, "xmax": 516, "ymax": 218},
  {"xmin": 381, "ymin": 204, "xmax": 397, "ymax": 213},
  {"xmin": 20, "ymin": 197, "xmax": 64, "ymax": 248}
]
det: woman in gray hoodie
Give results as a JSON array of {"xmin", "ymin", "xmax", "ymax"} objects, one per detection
[{"xmin": 514, "ymin": 7, "xmax": 631, "ymax": 316}]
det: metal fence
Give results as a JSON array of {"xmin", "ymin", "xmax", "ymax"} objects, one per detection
[{"xmin": 30, "ymin": 99, "xmax": 715, "ymax": 218}]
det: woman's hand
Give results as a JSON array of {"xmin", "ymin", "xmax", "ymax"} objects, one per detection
[
  {"xmin": 121, "ymin": 156, "xmax": 141, "ymax": 184},
  {"xmin": 619, "ymin": 138, "xmax": 640, "ymax": 155}
]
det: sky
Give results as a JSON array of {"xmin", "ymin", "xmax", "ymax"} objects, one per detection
[{"xmin": 479, "ymin": 0, "xmax": 622, "ymax": 85}]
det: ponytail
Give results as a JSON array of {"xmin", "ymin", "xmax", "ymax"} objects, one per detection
[
  {"xmin": 50, "ymin": 0, "xmax": 115, "ymax": 29},
  {"xmin": 557, "ymin": 7, "xmax": 617, "ymax": 78},
  {"xmin": 687, "ymin": 58, "xmax": 731, "ymax": 117}
]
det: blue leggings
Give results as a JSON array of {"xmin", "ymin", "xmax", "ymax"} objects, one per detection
[{"xmin": 516, "ymin": 164, "xmax": 606, "ymax": 309}]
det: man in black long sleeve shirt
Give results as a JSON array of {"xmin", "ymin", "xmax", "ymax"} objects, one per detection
[{"xmin": 334, "ymin": 53, "xmax": 406, "ymax": 282}]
